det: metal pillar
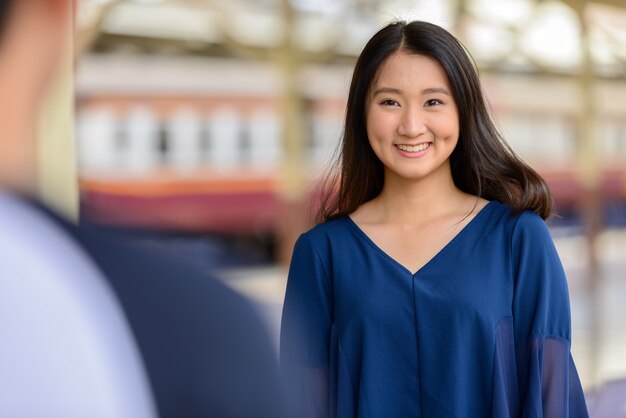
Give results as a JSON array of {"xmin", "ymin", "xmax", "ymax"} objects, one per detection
[
  {"xmin": 37, "ymin": 4, "xmax": 78, "ymax": 220},
  {"xmin": 277, "ymin": 0, "xmax": 310, "ymax": 264},
  {"xmin": 569, "ymin": 0, "xmax": 602, "ymax": 388}
]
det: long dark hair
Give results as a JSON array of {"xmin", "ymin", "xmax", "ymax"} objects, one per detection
[{"xmin": 317, "ymin": 21, "xmax": 553, "ymax": 222}]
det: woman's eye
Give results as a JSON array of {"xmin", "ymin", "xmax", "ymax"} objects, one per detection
[
  {"xmin": 425, "ymin": 99, "xmax": 443, "ymax": 107},
  {"xmin": 380, "ymin": 99, "xmax": 399, "ymax": 106}
]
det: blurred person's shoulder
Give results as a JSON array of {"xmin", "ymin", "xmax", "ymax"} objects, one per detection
[
  {"xmin": 19, "ymin": 194, "xmax": 267, "ymax": 335},
  {"xmin": 20, "ymin": 197, "xmax": 286, "ymax": 418},
  {"xmin": 52, "ymin": 211, "xmax": 270, "ymax": 336}
]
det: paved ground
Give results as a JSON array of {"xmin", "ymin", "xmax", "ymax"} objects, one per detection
[{"xmin": 222, "ymin": 228, "xmax": 626, "ymax": 392}]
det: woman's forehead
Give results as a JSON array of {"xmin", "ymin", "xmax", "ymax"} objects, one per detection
[{"xmin": 370, "ymin": 51, "xmax": 451, "ymax": 92}]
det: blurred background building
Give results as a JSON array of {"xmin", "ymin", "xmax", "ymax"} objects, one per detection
[{"xmin": 72, "ymin": 0, "xmax": 625, "ymax": 412}]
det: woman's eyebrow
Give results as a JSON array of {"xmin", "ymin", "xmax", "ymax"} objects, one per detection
[
  {"xmin": 421, "ymin": 87, "xmax": 451, "ymax": 95},
  {"xmin": 372, "ymin": 87, "xmax": 451, "ymax": 96},
  {"xmin": 372, "ymin": 87, "xmax": 402, "ymax": 96}
]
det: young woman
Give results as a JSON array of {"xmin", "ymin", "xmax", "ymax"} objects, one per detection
[{"xmin": 280, "ymin": 21, "xmax": 589, "ymax": 418}]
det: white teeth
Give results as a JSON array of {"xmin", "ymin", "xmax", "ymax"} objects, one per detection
[{"xmin": 397, "ymin": 143, "xmax": 430, "ymax": 152}]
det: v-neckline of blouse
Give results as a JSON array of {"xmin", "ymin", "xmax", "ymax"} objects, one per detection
[{"xmin": 345, "ymin": 200, "xmax": 496, "ymax": 277}]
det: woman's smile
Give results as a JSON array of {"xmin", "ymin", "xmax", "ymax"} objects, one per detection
[{"xmin": 394, "ymin": 142, "xmax": 432, "ymax": 157}]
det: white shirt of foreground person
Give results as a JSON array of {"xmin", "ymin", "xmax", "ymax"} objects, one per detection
[{"xmin": 0, "ymin": 191, "xmax": 156, "ymax": 418}]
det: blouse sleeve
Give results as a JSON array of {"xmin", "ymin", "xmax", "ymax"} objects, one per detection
[
  {"xmin": 510, "ymin": 212, "xmax": 589, "ymax": 417},
  {"xmin": 280, "ymin": 233, "xmax": 332, "ymax": 418}
]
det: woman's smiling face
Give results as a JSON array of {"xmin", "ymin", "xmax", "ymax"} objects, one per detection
[{"xmin": 366, "ymin": 51, "xmax": 460, "ymax": 184}]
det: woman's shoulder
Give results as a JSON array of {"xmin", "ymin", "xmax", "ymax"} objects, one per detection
[
  {"xmin": 477, "ymin": 200, "xmax": 554, "ymax": 247},
  {"xmin": 290, "ymin": 217, "xmax": 353, "ymax": 265},
  {"xmin": 482, "ymin": 202, "xmax": 559, "ymax": 267},
  {"xmin": 298, "ymin": 216, "xmax": 352, "ymax": 246},
  {"xmin": 511, "ymin": 209, "xmax": 554, "ymax": 247},
  {"xmin": 487, "ymin": 200, "xmax": 546, "ymax": 228},
  {"xmin": 488, "ymin": 202, "xmax": 557, "ymax": 254}
]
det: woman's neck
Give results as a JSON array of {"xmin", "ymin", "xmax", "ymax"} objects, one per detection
[{"xmin": 371, "ymin": 168, "xmax": 469, "ymax": 225}]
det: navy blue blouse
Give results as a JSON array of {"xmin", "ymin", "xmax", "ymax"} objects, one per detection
[{"xmin": 280, "ymin": 200, "xmax": 589, "ymax": 418}]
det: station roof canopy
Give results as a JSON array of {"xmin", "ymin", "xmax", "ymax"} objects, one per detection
[{"xmin": 78, "ymin": 0, "xmax": 626, "ymax": 76}]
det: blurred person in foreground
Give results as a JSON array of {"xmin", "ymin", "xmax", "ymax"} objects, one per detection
[{"xmin": 0, "ymin": 1, "xmax": 285, "ymax": 417}]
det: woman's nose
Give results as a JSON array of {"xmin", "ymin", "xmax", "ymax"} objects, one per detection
[{"xmin": 397, "ymin": 109, "xmax": 427, "ymax": 138}]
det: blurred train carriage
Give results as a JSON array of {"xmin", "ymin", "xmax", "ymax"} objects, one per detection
[{"xmin": 76, "ymin": 54, "xmax": 626, "ymax": 238}]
